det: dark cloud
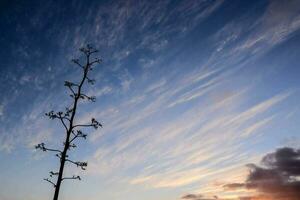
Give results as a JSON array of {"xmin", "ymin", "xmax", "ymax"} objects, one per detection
[
  {"xmin": 224, "ymin": 147, "xmax": 300, "ymax": 200},
  {"xmin": 182, "ymin": 194, "xmax": 201, "ymax": 199},
  {"xmin": 262, "ymin": 146, "xmax": 300, "ymax": 175},
  {"xmin": 181, "ymin": 194, "xmax": 218, "ymax": 200}
]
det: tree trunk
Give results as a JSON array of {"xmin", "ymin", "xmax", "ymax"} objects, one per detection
[{"xmin": 52, "ymin": 61, "xmax": 88, "ymax": 200}]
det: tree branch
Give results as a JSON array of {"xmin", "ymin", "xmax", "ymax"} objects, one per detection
[
  {"xmin": 80, "ymin": 44, "xmax": 99, "ymax": 56},
  {"xmin": 45, "ymin": 110, "xmax": 71, "ymax": 124},
  {"xmin": 65, "ymin": 159, "xmax": 88, "ymax": 170},
  {"xmin": 55, "ymin": 153, "xmax": 62, "ymax": 160},
  {"xmin": 72, "ymin": 118, "xmax": 102, "ymax": 129},
  {"xmin": 58, "ymin": 113, "xmax": 68, "ymax": 132},
  {"xmin": 86, "ymin": 76, "xmax": 96, "ymax": 85},
  {"xmin": 68, "ymin": 143, "xmax": 77, "ymax": 149},
  {"xmin": 78, "ymin": 93, "xmax": 96, "ymax": 102},
  {"xmin": 44, "ymin": 178, "xmax": 56, "ymax": 188},
  {"xmin": 49, "ymin": 171, "xmax": 59, "ymax": 177},
  {"xmin": 69, "ymin": 130, "xmax": 87, "ymax": 143},
  {"xmin": 71, "ymin": 59, "xmax": 84, "ymax": 69},
  {"xmin": 35, "ymin": 143, "xmax": 62, "ymax": 153},
  {"xmin": 90, "ymin": 58, "xmax": 102, "ymax": 66},
  {"xmin": 62, "ymin": 175, "xmax": 81, "ymax": 181},
  {"xmin": 64, "ymin": 81, "xmax": 78, "ymax": 94},
  {"xmin": 72, "ymin": 124, "xmax": 94, "ymax": 128}
]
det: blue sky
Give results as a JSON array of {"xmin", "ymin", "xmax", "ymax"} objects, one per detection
[{"xmin": 0, "ymin": 0, "xmax": 300, "ymax": 200}]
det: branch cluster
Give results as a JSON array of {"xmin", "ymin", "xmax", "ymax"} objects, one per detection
[
  {"xmin": 71, "ymin": 44, "xmax": 102, "ymax": 72},
  {"xmin": 70, "ymin": 130, "xmax": 87, "ymax": 143},
  {"xmin": 45, "ymin": 109, "xmax": 71, "ymax": 131},
  {"xmin": 35, "ymin": 143, "xmax": 62, "ymax": 153},
  {"xmin": 64, "ymin": 79, "xmax": 97, "ymax": 102}
]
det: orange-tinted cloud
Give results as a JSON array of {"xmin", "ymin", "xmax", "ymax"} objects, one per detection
[
  {"xmin": 182, "ymin": 147, "xmax": 300, "ymax": 200},
  {"xmin": 224, "ymin": 147, "xmax": 300, "ymax": 200}
]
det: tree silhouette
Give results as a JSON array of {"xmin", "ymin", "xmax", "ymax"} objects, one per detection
[{"xmin": 35, "ymin": 44, "xmax": 102, "ymax": 200}]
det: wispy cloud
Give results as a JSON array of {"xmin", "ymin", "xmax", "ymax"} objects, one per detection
[
  {"xmin": 0, "ymin": 104, "xmax": 4, "ymax": 117},
  {"xmin": 87, "ymin": 89, "xmax": 289, "ymax": 191},
  {"xmin": 0, "ymin": 134, "xmax": 14, "ymax": 153}
]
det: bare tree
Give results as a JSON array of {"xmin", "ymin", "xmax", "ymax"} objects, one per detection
[{"xmin": 35, "ymin": 44, "xmax": 102, "ymax": 200}]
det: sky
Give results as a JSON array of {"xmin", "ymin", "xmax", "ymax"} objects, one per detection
[{"xmin": 0, "ymin": 0, "xmax": 300, "ymax": 200}]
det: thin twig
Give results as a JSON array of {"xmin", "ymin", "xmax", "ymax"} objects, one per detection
[{"xmin": 44, "ymin": 178, "xmax": 56, "ymax": 188}]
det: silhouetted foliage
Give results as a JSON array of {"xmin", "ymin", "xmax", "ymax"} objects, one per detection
[{"xmin": 35, "ymin": 44, "xmax": 102, "ymax": 200}]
